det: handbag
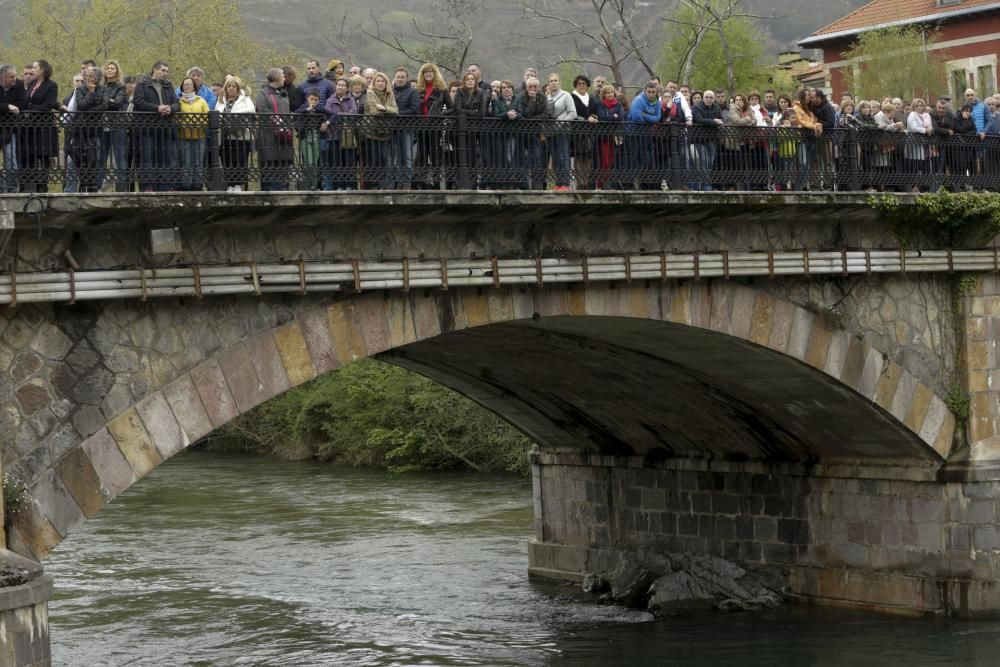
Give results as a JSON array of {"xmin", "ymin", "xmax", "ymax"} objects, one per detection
[{"xmin": 267, "ymin": 90, "xmax": 293, "ymax": 145}]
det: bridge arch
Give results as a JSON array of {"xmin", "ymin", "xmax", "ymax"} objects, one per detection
[{"xmin": 5, "ymin": 280, "xmax": 956, "ymax": 561}]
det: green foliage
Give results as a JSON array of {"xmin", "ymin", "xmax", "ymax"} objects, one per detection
[
  {"xmin": 204, "ymin": 359, "xmax": 532, "ymax": 474},
  {"xmin": 869, "ymin": 192, "xmax": 1000, "ymax": 248},
  {"xmin": 657, "ymin": 2, "xmax": 770, "ymax": 93},
  {"xmin": 3, "ymin": 472, "xmax": 29, "ymax": 519},
  {"xmin": 945, "ymin": 384, "xmax": 971, "ymax": 422},
  {"xmin": 841, "ymin": 26, "xmax": 947, "ymax": 102},
  {"xmin": 2, "ymin": 0, "xmax": 297, "ymax": 91}
]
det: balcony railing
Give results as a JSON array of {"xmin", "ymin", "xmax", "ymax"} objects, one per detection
[{"xmin": 0, "ymin": 110, "xmax": 997, "ymax": 193}]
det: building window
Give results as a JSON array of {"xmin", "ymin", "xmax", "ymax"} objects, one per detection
[
  {"xmin": 977, "ymin": 65, "xmax": 996, "ymax": 99},
  {"xmin": 951, "ymin": 68, "xmax": 968, "ymax": 99}
]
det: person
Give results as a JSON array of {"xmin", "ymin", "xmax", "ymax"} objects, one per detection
[
  {"xmin": 363, "ymin": 68, "xmax": 377, "ymax": 92},
  {"xmin": 414, "ymin": 63, "xmax": 451, "ymax": 189},
  {"xmin": 954, "ymin": 102, "xmax": 978, "ymax": 182},
  {"xmin": 466, "ymin": 63, "xmax": 491, "ymax": 94},
  {"xmin": 326, "ymin": 59, "xmax": 345, "ymax": 81},
  {"xmin": 324, "ymin": 77, "xmax": 357, "ymax": 190},
  {"xmin": 492, "ymin": 79, "xmax": 520, "ymax": 188},
  {"xmin": 763, "ymin": 90, "xmax": 779, "ymax": 116},
  {"xmin": 904, "ymin": 98, "xmax": 932, "ymax": 190},
  {"xmin": 452, "ymin": 70, "xmax": 489, "ymax": 188},
  {"xmin": 772, "ymin": 94, "xmax": 796, "ymax": 191},
  {"xmin": 873, "ymin": 101, "xmax": 902, "ymax": 190},
  {"xmin": 210, "ymin": 82, "xmax": 223, "ymax": 100},
  {"xmin": 175, "ymin": 66, "xmax": 217, "ymax": 112},
  {"xmin": 256, "ymin": 67, "xmax": 293, "ymax": 191},
  {"xmin": 691, "ymin": 89, "xmax": 723, "ymax": 191},
  {"xmin": 94, "ymin": 60, "xmax": 127, "ymax": 192},
  {"xmin": 722, "ymin": 93, "xmax": 753, "ymax": 189},
  {"xmin": 595, "ymin": 84, "xmax": 623, "ymax": 189},
  {"xmin": 964, "ymin": 88, "xmax": 989, "ymax": 134},
  {"xmin": 515, "ymin": 77, "xmax": 549, "ymax": 190},
  {"xmin": 298, "ymin": 60, "xmax": 335, "ymax": 108},
  {"xmin": 392, "ymin": 67, "xmax": 419, "ymax": 189},
  {"xmin": 627, "ymin": 80, "xmax": 661, "ymax": 190},
  {"xmin": 69, "ymin": 66, "xmax": 114, "ymax": 192},
  {"xmin": 349, "ymin": 66, "xmax": 361, "ymax": 77},
  {"xmin": 790, "ymin": 89, "xmax": 819, "ymax": 189},
  {"xmin": 216, "ymin": 75, "xmax": 254, "ymax": 192},
  {"xmin": 930, "ymin": 97, "xmax": 956, "ymax": 191},
  {"xmin": 363, "ymin": 71, "xmax": 398, "ymax": 189},
  {"xmin": 281, "ymin": 65, "xmax": 304, "ymax": 111},
  {"xmin": 21, "ymin": 59, "xmax": 59, "ymax": 192},
  {"xmin": 570, "ymin": 74, "xmax": 599, "ymax": 189},
  {"xmin": 295, "ymin": 90, "xmax": 330, "ymax": 190},
  {"xmin": 176, "ymin": 76, "xmax": 209, "ymax": 191},
  {"xmin": 132, "ymin": 61, "xmax": 179, "ymax": 191},
  {"xmin": 59, "ymin": 72, "xmax": 86, "ymax": 193},
  {"xmin": 810, "ymin": 89, "xmax": 836, "ymax": 188},
  {"xmin": 744, "ymin": 91, "xmax": 770, "ymax": 190},
  {"xmin": 521, "ymin": 67, "xmax": 537, "ymax": 94},
  {"xmin": 546, "ymin": 73, "xmax": 576, "ymax": 190},
  {"xmin": 0, "ymin": 63, "xmax": 26, "ymax": 193}
]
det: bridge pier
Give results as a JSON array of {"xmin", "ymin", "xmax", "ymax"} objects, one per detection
[{"xmin": 528, "ymin": 451, "xmax": 1000, "ymax": 616}]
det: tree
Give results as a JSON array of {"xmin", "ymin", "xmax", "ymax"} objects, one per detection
[
  {"xmin": 841, "ymin": 26, "xmax": 948, "ymax": 101},
  {"xmin": 517, "ymin": 0, "xmax": 658, "ymax": 88},
  {"xmin": 3, "ymin": 0, "xmax": 294, "ymax": 90},
  {"xmin": 660, "ymin": 0, "xmax": 777, "ymax": 93},
  {"xmin": 361, "ymin": 3, "xmax": 477, "ymax": 79}
]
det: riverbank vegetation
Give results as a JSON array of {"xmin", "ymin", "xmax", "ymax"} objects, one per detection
[{"xmin": 195, "ymin": 359, "xmax": 533, "ymax": 474}]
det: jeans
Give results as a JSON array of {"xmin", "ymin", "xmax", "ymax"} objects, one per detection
[
  {"xmin": 696, "ymin": 142, "xmax": 717, "ymax": 189},
  {"xmin": 550, "ymin": 133, "xmax": 571, "ymax": 187},
  {"xmin": 178, "ymin": 138, "xmax": 206, "ymax": 190},
  {"xmin": 526, "ymin": 139, "xmax": 546, "ymax": 190},
  {"xmin": 64, "ymin": 156, "xmax": 79, "ymax": 193},
  {"xmin": 1, "ymin": 136, "xmax": 16, "ymax": 193},
  {"xmin": 300, "ymin": 135, "xmax": 322, "ymax": 189},
  {"xmin": 392, "ymin": 130, "xmax": 413, "ymax": 189},
  {"xmin": 140, "ymin": 131, "xmax": 176, "ymax": 191},
  {"xmin": 98, "ymin": 129, "xmax": 128, "ymax": 191}
]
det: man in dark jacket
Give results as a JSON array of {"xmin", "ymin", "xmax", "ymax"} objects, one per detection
[
  {"xmin": 298, "ymin": 60, "xmax": 334, "ymax": 109},
  {"xmin": 282, "ymin": 65, "xmax": 305, "ymax": 111},
  {"xmin": 0, "ymin": 63, "xmax": 26, "ymax": 192},
  {"xmin": 392, "ymin": 67, "xmax": 420, "ymax": 190},
  {"xmin": 808, "ymin": 89, "xmax": 836, "ymax": 187},
  {"xmin": 930, "ymin": 97, "xmax": 957, "ymax": 190},
  {"xmin": 514, "ymin": 77, "xmax": 549, "ymax": 189},
  {"xmin": 691, "ymin": 90, "xmax": 723, "ymax": 190},
  {"xmin": 133, "ymin": 61, "xmax": 180, "ymax": 191}
]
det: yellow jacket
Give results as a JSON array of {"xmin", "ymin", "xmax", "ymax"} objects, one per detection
[{"xmin": 178, "ymin": 96, "xmax": 209, "ymax": 140}]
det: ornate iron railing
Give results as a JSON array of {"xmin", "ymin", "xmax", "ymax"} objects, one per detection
[{"xmin": 0, "ymin": 110, "xmax": 997, "ymax": 193}]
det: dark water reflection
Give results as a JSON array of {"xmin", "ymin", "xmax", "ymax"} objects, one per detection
[{"xmin": 46, "ymin": 451, "xmax": 1000, "ymax": 666}]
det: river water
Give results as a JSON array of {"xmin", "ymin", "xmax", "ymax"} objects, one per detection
[{"xmin": 45, "ymin": 451, "xmax": 1000, "ymax": 666}]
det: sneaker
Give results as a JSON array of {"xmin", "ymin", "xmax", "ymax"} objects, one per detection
[
  {"xmin": 226, "ymin": 186, "xmax": 234, "ymax": 193},
  {"xmin": 232, "ymin": 185, "xmax": 242, "ymax": 192}
]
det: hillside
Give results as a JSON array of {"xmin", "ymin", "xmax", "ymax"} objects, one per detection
[{"xmin": 0, "ymin": 0, "xmax": 872, "ymax": 83}]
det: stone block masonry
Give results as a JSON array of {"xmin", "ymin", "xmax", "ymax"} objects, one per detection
[{"xmin": 529, "ymin": 452, "xmax": 1000, "ymax": 616}]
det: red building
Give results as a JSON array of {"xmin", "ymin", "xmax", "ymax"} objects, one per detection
[{"xmin": 798, "ymin": 0, "xmax": 1000, "ymax": 99}]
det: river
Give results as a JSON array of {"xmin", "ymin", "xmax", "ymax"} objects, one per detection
[{"xmin": 45, "ymin": 451, "xmax": 1000, "ymax": 666}]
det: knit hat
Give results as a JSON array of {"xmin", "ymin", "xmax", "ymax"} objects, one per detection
[{"xmin": 327, "ymin": 59, "xmax": 343, "ymax": 72}]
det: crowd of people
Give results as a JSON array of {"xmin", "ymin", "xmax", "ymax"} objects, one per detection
[{"xmin": 1, "ymin": 55, "xmax": 998, "ymax": 193}]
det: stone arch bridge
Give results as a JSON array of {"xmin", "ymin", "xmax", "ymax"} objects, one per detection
[{"xmin": 2, "ymin": 192, "xmax": 1000, "ymax": 660}]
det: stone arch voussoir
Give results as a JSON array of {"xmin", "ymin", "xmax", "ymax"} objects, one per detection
[{"xmin": 7, "ymin": 281, "xmax": 955, "ymax": 561}]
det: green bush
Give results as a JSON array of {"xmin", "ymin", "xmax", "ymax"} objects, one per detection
[{"xmin": 200, "ymin": 359, "xmax": 532, "ymax": 474}]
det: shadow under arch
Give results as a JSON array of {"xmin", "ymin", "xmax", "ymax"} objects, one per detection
[{"xmin": 8, "ymin": 280, "xmax": 955, "ymax": 561}]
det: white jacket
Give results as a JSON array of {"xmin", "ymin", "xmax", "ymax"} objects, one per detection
[
  {"xmin": 547, "ymin": 90, "xmax": 578, "ymax": 121},
  {"xmin": 216, "ymin": 92, "xmax": 256, "ymax": 140}
]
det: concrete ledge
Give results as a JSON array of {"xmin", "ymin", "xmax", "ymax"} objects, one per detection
[
  {"xmin": 0, "ymin": 574, "xmax": 53, "ymax": 613},
  {"xmin": 0, "ymin": 191, "xmax": 899, "ymax": 230}
]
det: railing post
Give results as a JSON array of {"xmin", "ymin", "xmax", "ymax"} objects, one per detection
[
  {"xmin": 456, "ymin": 112, "xmax": 471, "ymax": 190},
  {"xmin": 669, "ymin": 123, "xmax": 683, "ymax": 191},
  {"xmin": 847, "ymin": 127, "xmax": 861, "ymax": 191},
  {"xmin": 208, "ymin": 111, "xmax": 223, "ymax": 192}
]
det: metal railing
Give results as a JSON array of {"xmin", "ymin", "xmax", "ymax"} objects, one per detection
[
  {"xmin": 0, "ymin": 110, "xmax": 998, "ymax": 193},
  {"xmin": 1, "ymin": 248, "xmax": 996, "ymax": 306}
]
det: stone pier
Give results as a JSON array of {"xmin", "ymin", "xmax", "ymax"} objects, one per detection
[{"xmin": 529, "ymin": 452, "xmax": 1000, "ymax": 616}]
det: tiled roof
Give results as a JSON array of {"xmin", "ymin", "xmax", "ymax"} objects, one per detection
[{"xmin": 808, "ymin": 0, "xmax": 1000, "ymax": 39}]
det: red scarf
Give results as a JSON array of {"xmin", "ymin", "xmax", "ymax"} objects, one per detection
[
  {"xmin": 601, "ymin": 97, "xmax": 618, "ymax": 109},
  {"xmin": 422, "ymin": 82, "xmax": 434, "ymax": 116}
]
